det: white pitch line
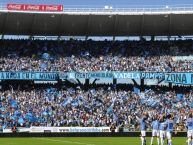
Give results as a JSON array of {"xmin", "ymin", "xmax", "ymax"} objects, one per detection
[{"xmin": 37, "ymin": 138, "xmax": 95, "ymax": 145}]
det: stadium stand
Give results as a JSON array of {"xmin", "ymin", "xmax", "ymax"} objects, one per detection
[
  {"xmin": 0, "ymin": 39, "xmax": 192, "ymax": 72},
  {"xmin": 0, "ymin": 84, "xmax": 192, "ymax": 132},
  {"xmin": 0, "ymin": 4, "xmax": 192, "ymax": 138}
]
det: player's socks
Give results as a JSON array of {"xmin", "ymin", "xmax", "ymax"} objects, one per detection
[
  {"xmin": 160, "ymin": 138, "xmax": 164, "ymax": 145},
  {"xmin": 141, "ymin": 137, "xmax": 144, "ymax": 145},
  {"xmin": 168, "ymin": 139, "xmax": 172, "ymax": 145},
  {"xmin": 157, "ymin": 137, "xmax": 160, "ymax": 145},
  {"xmin": 150, "ymin": 137, "xmax": 154, "ymax": 145},
  {"xmin": 188, "ymin": 138, "xmax": 191, "ymax": 145},
  {"xmin": 144, "ymin": 139, "xmax": 146, "ymax": 145}
]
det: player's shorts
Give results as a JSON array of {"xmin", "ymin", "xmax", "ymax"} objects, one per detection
[
  {"xmin": 152, "ymin": 129, "xmax": 159, "ymax": 137},
  {"xmin": 141, "ymin": 131, "xmax": 146, "ymax": 137},
  {"xmin": 159, "ymin": 130, "xmax": 166, "ymax": 138},
  {"xmin": 187, "ymin": 130, "xmax": 193, "ymax": 138},
  {"xmin": 166, "ymin": 131, "xmax": 173, "ymax": 140}
]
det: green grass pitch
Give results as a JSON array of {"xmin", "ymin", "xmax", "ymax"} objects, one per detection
[{"xmin": 0, "ymin": 137, "xmax": 188, "ymax": 145}]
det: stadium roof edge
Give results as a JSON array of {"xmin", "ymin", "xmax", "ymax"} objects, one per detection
[
  {"xmin": 1, "ymin": 5, "xmax": 193, "ymax": 36},
  {"xmin": 2, "ymin": 10, "xmax": 193, "ymax": 15}
]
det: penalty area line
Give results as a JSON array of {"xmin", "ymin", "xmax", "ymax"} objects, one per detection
[{"xmin": 36, "ymin": 138, "xmax": 95, "ymax": 145}]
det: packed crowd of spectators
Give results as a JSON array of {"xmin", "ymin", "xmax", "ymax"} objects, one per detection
[
  {"xmin": 0, "ymin": 39, "xmax": 193, "ymax": 72},
  {"xmin": 0, "ymin": 39, "xmax": 192, "ymax": 131},
  {"xmin": 0, "ymin": 85, "xmax": 192, "ymax": 131}
]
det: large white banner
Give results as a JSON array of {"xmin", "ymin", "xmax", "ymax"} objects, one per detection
[
  {"xmin": 3, "ymin": 128, "xmax": 30, "ymax": 133},
  {"xmin": 30, "ymin": 127, "xmax": 112, "ymax": 133},
  {"xmin": 3, "ymin": 127, "xmax": 119, "ymax": 133},
  {"xmin": 57, "ymin": 127, "xmax": 111, "ymax": 133}
]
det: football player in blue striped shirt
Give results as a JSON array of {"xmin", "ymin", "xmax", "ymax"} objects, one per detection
[{"xmin": 150, "ymin": 114, "xmax": 160, "ymax": 145}]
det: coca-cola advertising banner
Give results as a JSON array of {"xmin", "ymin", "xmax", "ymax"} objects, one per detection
[{"xmin": 7, "ymin": 4, "xmax": 63, "ymax": 12}]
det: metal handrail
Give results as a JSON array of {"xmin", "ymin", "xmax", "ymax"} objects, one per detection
[{"xmin": 1, "ymin": 3, "xmax": 193, "ymax": 13}]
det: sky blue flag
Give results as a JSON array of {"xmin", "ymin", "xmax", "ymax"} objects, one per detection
[
  {"xmin": 90, "ymin": 89, "xmax": 96, "ymax": 96},
  {"xmin": 0, "ymin": 107, "xmax": 5, "ymax": 112},
  {"xmin": 42, "ymin": 111, "xmax": 48, "ymax": 116},
  {"xmin": 18, "ymin": 117, "xmax": 24, "ymax": 125},
  {"xmin": 10, "ymin": 115, "xmax": 17, "ymax": 121},
  {"xmin": 2, "ymin": 124, "xmax": 6, "ymax": 129},
  {"xmin": 107, "ymin": 106, "xmax": 113, "ymax": 114},
  {"xmin": 62, "ymin": 97, "xmax": 72, "ymax": 107},
  {"xmin": 25, "ymin": 112, "xmax": 37, "ymax": 122},
  {"xmin": 71, "ymin": 99, "xmax": 79, "ymax": 106},
  {"xmin": 42, "ymin": 53, "xmax": 50, "ymax": 60},
  {"xmin": 14, "ymin": 110, "xmax": 20, "ymax": 117},
  {"xmin": 134, "ymin": 87, "xmax": 140, "ymax": 94},
  {"xmin": 107, "ymin": 97, "xmax": 117, "ymax": 114},
  {"xmin": 40, "ymin": 63, "xmax": 48, "ymax": 69},
  {"xmin": 25, "ymin": 112, "xmax": 32, "ymax": 118},
  {"xmin": 113, "ymin": 113, "xmax": 118, "ymax": 121},
  {"xmin": 10, "ymin": 99, "xmax": 17, "ymax": 108},
  {"xmin": 177, "ymin": 94, "xmax": 184, "ymax": 101}
]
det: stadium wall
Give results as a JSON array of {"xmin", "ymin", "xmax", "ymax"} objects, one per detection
[{"xmin": 0, "ymin": 132, "xmax": 187, "ymax": 137}]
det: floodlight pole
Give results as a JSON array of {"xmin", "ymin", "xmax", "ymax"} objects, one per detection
[
  {"xmin": 168, "ymin": 36, "xmax": 171, "ymax": 43},
  {"xmin": 57, "ymin": 36, "xmax": 61, "ymax": 41},
  {"xmin": 85, "ymin": 79, "xmax": 89, "ymax": 85},
  {"xmin": 1, "ymin": 12, "xmax": 8, "ymax": 37},
  {"xmin": 113, "ymin": 14, "xmax": 118, "ymax": 42},
  {"xmin": 86, "ymin": 14, "xmax": 91, "ymax": 40},
  {"xmin": 58, "ymin": 14, "xmax": 63, "ymax": 37},
  {"xmin": 29, "ymin": 35, "xmax": 33, "ymax": 40},
  {"xmin": 113, "ymin": 79, "xmax": 117, "ymax": 85},
  {"xmin": 168, "ymin": 14, "xmax": 172, "ymax": 43},
  {"xmin": 140, "ymin": 14, "xmax": 145, "ymax": 37},
  {"xmin": 85, "ymin": 36, "xmax": 88, "ymax": 41},
  {"xmin": 113, "ymin": 36, "xmax": 116, "ymax": 41},
  {"xmin": 151, "ymin": 36, "xmax": 155, "ymax": 41},
  {"xmin": 28, "ymin": 14, "xmax": 36, "ymax": 36},
  {"xmin": 141, "ymin": 79, "xmax": 145, "ymax": 91}
]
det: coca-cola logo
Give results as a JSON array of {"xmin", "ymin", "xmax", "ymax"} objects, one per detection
[
  {"xmin": 7, "ymin": 4, "xmax": 22, "ymax": 10},
  {"xmin": 26, "ymin": 5, "xmax": 41, "ymax": 10},
  {"xmin": 7, "ymin": 4, "xmax": 63, "ymax": 11},
  {"xmin": 45, "ymin": 6, "xmax": 58, "ymax": 11}
]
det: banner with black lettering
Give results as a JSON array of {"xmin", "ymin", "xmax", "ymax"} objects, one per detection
[
  {"xmin": 165, "ymin": 73, "xmax": 193, "ymax": 85},
  {"xmin": 30, "ymin": 127, "xmax": 115, "ymax": 133},
  {"xmin": 0, "ymin": 72, "xmax": 58, "ymax": 81}
]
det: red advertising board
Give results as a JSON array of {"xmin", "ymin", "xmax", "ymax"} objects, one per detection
[
  {"xmin": 25, "ymin": 4, "xmax": 42, "ymax": 11},
  {"xmin": 44, "ymin": 5, "xmax": 63, "ymax": 11},
  {"xmin": 7, "ymin": 4, "xmax": 25, "ymax": 10},
  {"xmin": 7, "ymin": 4, "xmax": 63, "ymax": 12}
]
